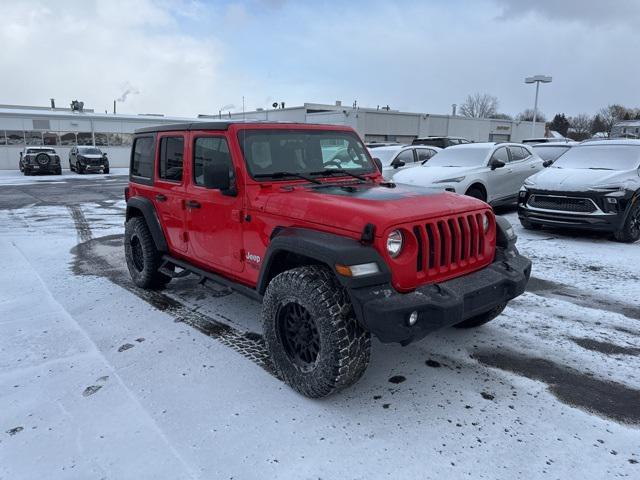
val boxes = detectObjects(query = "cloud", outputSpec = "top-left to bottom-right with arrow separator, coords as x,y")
1,0 -> 638,118
494,0 -> 640,26
0,0 -> 229,116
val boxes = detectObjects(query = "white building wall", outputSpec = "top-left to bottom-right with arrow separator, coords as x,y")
0,108 -> 196,170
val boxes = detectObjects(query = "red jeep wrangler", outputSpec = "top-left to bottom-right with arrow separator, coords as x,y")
124,122 -> 531,397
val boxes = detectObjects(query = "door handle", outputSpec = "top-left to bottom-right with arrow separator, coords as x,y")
155,194 -> 167,202
186,200 -> 201,209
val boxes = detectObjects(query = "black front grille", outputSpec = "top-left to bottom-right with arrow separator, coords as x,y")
528,195 -> 596,213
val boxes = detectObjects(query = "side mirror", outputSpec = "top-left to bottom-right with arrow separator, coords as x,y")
204,161 -> 235,195
372,157 -> 383,173
391,159 -> 405,169
19,152 -> 23,158
490,158 -> 506,170
543,159 -> 553,168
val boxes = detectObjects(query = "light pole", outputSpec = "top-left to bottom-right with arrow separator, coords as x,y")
525,75 -> 552,137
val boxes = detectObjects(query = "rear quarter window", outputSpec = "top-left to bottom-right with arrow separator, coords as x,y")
130,136 -> 155,182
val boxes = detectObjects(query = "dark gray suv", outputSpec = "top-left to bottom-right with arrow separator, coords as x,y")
69,146 -> 110,174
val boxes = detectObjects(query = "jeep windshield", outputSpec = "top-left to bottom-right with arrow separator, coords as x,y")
551,145 -> 640,170
238,130 -> 376,180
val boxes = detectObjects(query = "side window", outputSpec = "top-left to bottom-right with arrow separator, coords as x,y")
193,137 -> 231,187
491,147 -> 509,164
395,149 -> 415,164
131,137 -> 154,179
416,148 -> 434,162
508,146 -> 528,161
158,136 -> 184,182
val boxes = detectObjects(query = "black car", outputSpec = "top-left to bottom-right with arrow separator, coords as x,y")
19,147 -> 62,175
518,139 -> 640,242
411,136 -> 472,148
69,146 -> 110,174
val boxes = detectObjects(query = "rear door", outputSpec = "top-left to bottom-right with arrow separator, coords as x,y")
154,133 -> 188,253
507,145 -> 537,193
416,147 -> 438,165
185,133 -> 244,273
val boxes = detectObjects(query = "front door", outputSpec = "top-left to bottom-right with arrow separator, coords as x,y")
185,133 -> 244,273
154,133 -> 188,253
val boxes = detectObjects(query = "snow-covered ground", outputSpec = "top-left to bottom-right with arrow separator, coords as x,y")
0,176 -> 639,479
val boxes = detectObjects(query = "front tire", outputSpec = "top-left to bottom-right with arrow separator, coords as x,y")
124,217 -> 171,289
262,266 -> 371,398
76,161 -> 84,174
454,303 -> 506,328
103,167 -> 110,174
465,186 -> 486,202
614,202 -> 640,243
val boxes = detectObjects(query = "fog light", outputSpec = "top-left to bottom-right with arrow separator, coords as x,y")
606,197 -> 617,204
408,311 -> 418,326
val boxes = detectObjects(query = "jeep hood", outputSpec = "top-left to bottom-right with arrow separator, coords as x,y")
526,167 -> 639,191
260,182 -> 488,235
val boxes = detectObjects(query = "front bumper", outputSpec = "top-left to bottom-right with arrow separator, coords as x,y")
517,188 -> 631,232
349,248 -> 531,345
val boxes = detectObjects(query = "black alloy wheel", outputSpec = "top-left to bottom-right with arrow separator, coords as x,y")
129,234 -> 145,272
277,302 -> 321,370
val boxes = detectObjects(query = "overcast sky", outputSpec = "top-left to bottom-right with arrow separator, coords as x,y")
1,0 -> 638,118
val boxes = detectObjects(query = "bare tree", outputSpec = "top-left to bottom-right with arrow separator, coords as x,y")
459,93 -> 499,118
568,114 -> 592,141
598,104 -> 628,134
517,109 -> 547,123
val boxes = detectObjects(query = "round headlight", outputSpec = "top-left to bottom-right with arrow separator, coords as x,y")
386,230 -> 403,258
483,213 -> 490,233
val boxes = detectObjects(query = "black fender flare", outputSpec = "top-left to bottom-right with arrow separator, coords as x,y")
125,197 -> 168,252
256,227 -> 391,295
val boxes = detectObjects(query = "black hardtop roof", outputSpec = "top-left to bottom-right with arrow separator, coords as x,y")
135,120 -> 327,134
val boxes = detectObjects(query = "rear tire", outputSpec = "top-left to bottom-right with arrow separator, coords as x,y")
520,218 -> 543,230
262,265 -> 371,398
124,217 -> 171,289
454,303 -> 506,329
465,186 -> 486,202
613,202 -> 640,243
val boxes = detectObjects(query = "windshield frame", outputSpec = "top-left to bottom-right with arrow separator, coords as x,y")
551,144 -> 640,171
237,129 -> 377,181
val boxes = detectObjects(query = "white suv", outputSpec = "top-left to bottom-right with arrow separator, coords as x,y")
368,145 -> 441,180
392,142 -> 544,206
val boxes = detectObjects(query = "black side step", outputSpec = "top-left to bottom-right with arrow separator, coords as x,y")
161,255 -> 263,302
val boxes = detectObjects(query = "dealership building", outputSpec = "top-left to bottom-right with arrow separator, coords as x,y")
0,104 -> 195,170
225,101 -> 544,145
0,101 -> 544,170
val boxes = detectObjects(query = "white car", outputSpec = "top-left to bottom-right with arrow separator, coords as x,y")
368,145 -> 441,180
392,142 -> 545,205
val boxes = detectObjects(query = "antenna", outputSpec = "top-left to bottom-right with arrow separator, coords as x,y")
242,96 -> 245,121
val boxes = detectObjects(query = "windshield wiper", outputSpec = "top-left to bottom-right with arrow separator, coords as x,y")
309,168 -> 369,182
254,171 -> 321,184
587,167 -> 614,170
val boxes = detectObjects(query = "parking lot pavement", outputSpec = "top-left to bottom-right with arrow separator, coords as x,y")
1,177 -> 639,479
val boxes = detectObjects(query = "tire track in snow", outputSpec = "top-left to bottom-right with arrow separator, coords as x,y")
67,217 -> 276,378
